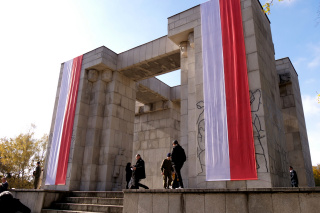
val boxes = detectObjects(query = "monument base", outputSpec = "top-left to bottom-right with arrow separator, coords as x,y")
123,188 -> 320,213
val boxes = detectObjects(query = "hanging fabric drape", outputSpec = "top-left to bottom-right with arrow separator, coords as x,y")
45,55 -> 83,185
201,0 -> 257,181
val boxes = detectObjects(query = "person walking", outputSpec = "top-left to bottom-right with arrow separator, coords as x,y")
0,177 -> 9,192
171,140 -> 186,189
160,153 -> 174,189
132,154 -> 149,189
289,166 -> 299,187
33,162 -> 41,189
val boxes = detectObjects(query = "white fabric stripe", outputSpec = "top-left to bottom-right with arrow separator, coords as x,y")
45,59 -> 73,185
201,0 -> 230,181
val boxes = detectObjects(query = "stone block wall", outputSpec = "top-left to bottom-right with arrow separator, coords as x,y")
10,189 -> 69,213
277,58 -> 314,187
123,188 -> 320,213
133,101 -> 180,189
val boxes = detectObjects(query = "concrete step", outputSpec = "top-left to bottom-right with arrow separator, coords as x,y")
70,191 -> 124,198
65,197 -> 123,205
52,203 -> 123,213
42,210 -> 104,213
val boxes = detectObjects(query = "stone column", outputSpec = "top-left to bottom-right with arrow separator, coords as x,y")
80,69 -> 111,191
277,58 -> 315,187
96,72 -> 136,190
179,40 -> 190,188
186,33 -> 198,188
193,26 -> 210,188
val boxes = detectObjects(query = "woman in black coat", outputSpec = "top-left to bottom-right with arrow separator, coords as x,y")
125,162 -> 132,189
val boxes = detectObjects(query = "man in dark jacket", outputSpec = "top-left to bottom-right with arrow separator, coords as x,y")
132,154 -> 149,189
290,166 -> 299,187
0,177 -> 9,192
171,140 -> 186,189
33,162 -> 41,189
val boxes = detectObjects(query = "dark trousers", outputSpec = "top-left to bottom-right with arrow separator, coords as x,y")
126,179 -> 130,189
172,165 -> 184,188
34,177 -> 40,189
133,178 -> 149,189
163,173 -> 173,189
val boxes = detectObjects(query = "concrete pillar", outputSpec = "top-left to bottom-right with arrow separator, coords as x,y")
179,40 -> 190,188
80,69 -> 107,191
277,58 -> 315,187
96,72 -> 136,190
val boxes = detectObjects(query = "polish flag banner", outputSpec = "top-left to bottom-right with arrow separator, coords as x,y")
201,0 -> 257,181
45,55 -> 83,185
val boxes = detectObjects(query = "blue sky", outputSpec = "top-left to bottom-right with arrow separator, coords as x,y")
0,0 -> 319,164
266,0 -> 320,166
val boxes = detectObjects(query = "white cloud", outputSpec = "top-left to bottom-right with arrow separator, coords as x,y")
260,0 -> 298,7
308,56 -> 320,68
307,46 -> 320,69
304,79 -> 316,84
302,95 -> 320,164
281,0 -> 298,6
292,57 -> 306,66
307,122 -> 320,165
302,95 -> 320,117
293,44 -> 320,70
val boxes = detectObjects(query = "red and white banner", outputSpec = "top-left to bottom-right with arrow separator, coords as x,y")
201,0 -> 257,181
45,55 -> 83,185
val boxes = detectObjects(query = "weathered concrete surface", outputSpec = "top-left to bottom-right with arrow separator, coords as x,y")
133,100 -> 180,189
9,189 -> 69,213
137,77 -> 171,104
136,78 -> 181,105
117,36 -> 180,81
123,188 -> 320,213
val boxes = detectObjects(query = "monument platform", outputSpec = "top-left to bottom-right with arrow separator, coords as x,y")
123,188 -> 320,213
9,188 -> 320,213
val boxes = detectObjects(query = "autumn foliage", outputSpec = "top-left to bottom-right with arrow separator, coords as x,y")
0,125 -> 48,189
313,164 -> 320,186
262,0 -> 284,14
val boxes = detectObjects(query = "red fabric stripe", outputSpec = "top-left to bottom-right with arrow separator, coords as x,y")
55,55 -> 83,185
219,0 -> 257,180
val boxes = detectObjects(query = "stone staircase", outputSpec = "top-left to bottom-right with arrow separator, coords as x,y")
42,191 -> 124,213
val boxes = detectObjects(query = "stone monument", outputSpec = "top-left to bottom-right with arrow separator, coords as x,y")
43,0 -> 314,191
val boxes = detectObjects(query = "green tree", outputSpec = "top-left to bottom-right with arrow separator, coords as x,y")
313,164 -> 320,186
0,125 -> 48,189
